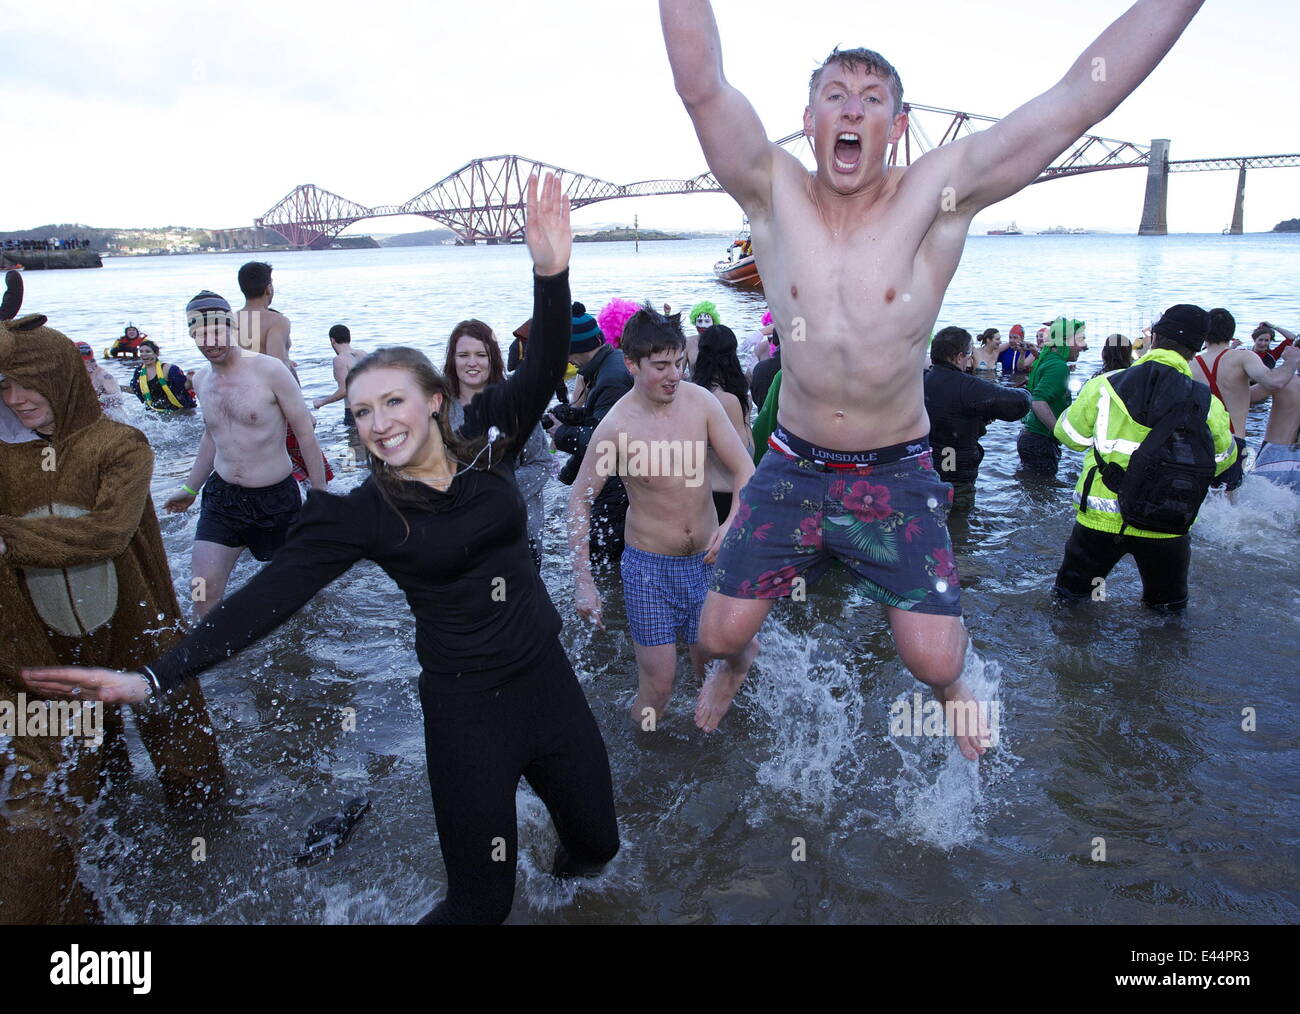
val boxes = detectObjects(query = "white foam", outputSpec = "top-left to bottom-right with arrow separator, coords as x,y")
884,647 -> 1012,852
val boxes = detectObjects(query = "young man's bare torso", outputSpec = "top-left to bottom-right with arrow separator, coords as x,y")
600,380 -> 723,555
192,354 -> 298,489
570,336 -> 754,732
752,159 -> 967,451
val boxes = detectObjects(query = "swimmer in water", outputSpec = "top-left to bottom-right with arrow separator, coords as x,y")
128,340 -> 197,413
971,328 -> 1003,372
75,341 -> 126,417
314,324 -> 368,461
662,0 -> 1209,759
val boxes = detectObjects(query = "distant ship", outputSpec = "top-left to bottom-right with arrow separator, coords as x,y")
986,222 -> 1023,236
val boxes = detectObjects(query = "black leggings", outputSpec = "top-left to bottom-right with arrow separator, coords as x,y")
417,638 -> 619,924
1053,521 -> 1191,611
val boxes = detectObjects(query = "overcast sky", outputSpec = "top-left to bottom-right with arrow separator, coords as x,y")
4,0 -> 1297,235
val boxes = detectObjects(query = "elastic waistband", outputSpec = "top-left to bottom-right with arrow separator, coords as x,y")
623,544 -> 708,564
769,424 -> 931,469
211,472 -> 297,494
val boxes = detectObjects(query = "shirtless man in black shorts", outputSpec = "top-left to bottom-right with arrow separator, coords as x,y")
164,291 -> 327,618
662,0 -> 1207,759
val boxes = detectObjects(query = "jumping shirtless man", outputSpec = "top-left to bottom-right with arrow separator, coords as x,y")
1191,311 -> 1299,498
569,305 -> 754,732
662,0 -> 1207,760
164,291 -> 327,618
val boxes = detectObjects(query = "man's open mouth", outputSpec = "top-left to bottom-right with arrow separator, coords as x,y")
833,132 -> 862,173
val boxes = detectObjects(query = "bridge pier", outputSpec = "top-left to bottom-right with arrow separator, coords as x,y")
1229,165 -> 1246,235
1139,138 -> 1170,235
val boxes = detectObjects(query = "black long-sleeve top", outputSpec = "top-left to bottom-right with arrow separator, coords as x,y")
923,361 -> 1031,484
149,270 -> 572,695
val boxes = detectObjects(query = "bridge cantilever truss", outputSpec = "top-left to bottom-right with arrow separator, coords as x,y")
251,102 -> 1292,248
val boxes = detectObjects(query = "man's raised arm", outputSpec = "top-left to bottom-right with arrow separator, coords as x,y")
660,0 -> 779,213
946,0 -> 1204,214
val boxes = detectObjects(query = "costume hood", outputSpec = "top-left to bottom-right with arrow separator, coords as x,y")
0,312 -> 103,444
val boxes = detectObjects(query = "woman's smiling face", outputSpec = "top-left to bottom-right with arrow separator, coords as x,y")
347,366 -> 443,469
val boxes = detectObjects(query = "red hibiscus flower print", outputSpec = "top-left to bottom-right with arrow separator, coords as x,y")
798,514 -> 823,549
754,565 -> 799,598
843,480 -> 892,523
930,547 -> 958,582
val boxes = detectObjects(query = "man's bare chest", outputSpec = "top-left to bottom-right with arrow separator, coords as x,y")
202,376 -> 278,430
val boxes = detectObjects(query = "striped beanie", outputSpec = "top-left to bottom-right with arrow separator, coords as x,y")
186,290 -> 232,321
570,302 -> 604,354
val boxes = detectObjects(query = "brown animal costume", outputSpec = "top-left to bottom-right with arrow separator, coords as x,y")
0,272 -> 226,924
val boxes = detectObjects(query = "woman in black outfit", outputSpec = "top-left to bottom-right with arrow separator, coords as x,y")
23,175 -> 619,925
693,324 -> 753,522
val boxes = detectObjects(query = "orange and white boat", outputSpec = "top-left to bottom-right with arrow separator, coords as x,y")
713,230 -> 762,289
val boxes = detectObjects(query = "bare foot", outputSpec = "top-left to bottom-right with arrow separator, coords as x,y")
695,637 -> 758,732
936,678 -> 990,761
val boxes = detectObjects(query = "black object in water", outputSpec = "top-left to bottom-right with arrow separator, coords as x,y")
292,795 -> 371,867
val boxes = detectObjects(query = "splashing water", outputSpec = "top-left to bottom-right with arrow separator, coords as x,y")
748,617 -> 872,818
884,646 -> 1014,852
1194,474 -> 1300,553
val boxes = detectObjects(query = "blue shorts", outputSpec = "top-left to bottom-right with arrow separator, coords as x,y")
712,426 -> 962,616
1253,441 -> 1300,492
621,545 -> 711,647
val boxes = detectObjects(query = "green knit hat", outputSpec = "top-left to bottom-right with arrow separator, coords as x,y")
1043,317 -> 1086,345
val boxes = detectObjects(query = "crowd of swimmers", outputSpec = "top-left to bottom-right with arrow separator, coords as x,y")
4,0 -> 1298,926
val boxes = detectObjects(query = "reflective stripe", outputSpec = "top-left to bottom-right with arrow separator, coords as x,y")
1073,489 -> 1120,514
1093,385 -> 1141,456
1060,413 -> 1091,447
1214,444 -> 1234,464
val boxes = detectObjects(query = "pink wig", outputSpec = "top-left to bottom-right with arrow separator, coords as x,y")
761,310 -> 773,327
598,298 -> 640,348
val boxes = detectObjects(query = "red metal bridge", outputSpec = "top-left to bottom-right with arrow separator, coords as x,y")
250,103 -> 1300,248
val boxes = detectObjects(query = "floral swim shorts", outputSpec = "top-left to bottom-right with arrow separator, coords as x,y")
711,425 -> 962,616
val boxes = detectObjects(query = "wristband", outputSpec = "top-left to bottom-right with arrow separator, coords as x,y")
137,665 -> 165,712
181,483 -> 199,496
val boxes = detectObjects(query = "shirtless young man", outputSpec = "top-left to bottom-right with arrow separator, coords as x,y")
236,261 -> 295,378
313,324 -> 368,459
164,291 -> 327,619
237,261 -> 333,484
569,306 -> 754,732
1191,309 -> 1300,499
662,0 -> 1207,760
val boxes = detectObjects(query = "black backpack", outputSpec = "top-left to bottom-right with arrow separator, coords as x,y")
1088,377 -> 1216,536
